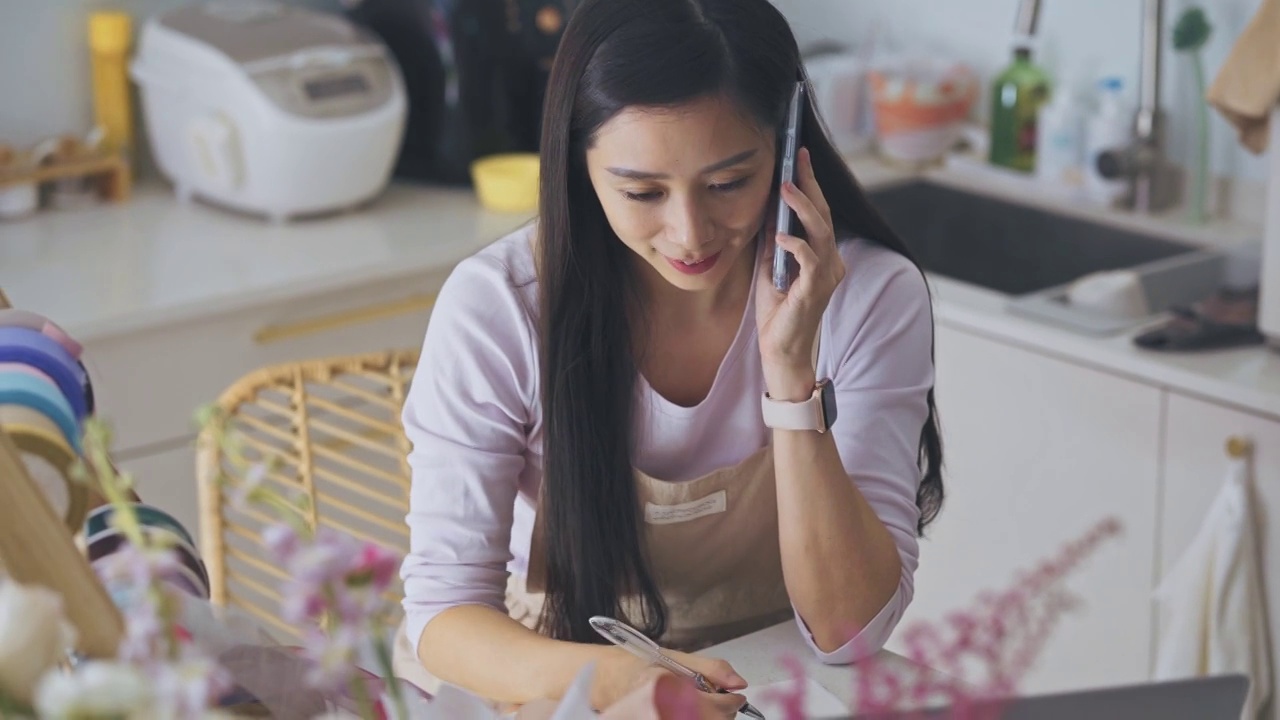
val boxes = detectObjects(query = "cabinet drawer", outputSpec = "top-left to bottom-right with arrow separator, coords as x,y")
83,270 -> 446,455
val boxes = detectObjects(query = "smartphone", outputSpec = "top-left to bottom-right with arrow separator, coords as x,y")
772,81 -> 806,292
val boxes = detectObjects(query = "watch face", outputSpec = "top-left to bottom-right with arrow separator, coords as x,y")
820,380 -> 838,428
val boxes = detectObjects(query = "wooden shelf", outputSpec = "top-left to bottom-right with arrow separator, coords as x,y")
0,152 -> 131,202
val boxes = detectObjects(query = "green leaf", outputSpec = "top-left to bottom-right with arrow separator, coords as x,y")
1173,7 -> 1212,52
0,691 -> 35,718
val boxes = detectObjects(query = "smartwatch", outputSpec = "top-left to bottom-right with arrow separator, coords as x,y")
761,379 -> 837,433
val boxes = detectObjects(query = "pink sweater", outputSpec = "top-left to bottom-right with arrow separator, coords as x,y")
400,224 -> 935,664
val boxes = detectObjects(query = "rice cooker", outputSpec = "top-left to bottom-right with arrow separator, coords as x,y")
130,0 -> 407,222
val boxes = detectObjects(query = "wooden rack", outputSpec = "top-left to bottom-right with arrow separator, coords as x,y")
0,288 -> 124,658
0,142 -> 131,203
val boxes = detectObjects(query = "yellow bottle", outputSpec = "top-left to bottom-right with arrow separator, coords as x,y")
88,11 -> 134,157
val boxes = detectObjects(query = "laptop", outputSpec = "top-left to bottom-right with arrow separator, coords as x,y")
843,674 -> 1251,720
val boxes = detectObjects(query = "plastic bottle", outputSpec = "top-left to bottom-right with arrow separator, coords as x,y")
88,11 -> 134,158
1034,78 -> 1086,191
988,39 -> 1052,173
1083,76 -> 1132,206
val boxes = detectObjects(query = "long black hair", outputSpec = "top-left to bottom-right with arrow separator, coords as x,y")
535,0 -> 944,645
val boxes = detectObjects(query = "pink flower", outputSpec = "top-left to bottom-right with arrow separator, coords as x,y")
95,544 -> 181,597
261,523 -> 300,563
760,654 -> 808,719
149,647 -> 234,719
229,462 -> 269,512
348,543 -> 399,592
834,517 -> 1125,718
293,543 -> 351,586
302,625 -> 361,694
280,585 -> 329,626
117,603 -> 164,664
330,585 -> 384,626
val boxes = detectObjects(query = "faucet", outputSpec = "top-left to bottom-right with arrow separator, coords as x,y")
1014,0 -> 1179,213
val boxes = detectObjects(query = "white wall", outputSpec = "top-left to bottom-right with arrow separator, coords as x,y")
773,0 -> 1270,185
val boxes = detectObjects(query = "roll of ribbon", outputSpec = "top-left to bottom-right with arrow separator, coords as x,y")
85,502 -> 197,549
78,359 -> 95,414
86,524 -> 211,599
93,550 -> 210,604
0,361 -> 60,387
0,372 -> 81,451
0,403 -> 88,531
0,308 -> 83,360
0,327 -> 89,421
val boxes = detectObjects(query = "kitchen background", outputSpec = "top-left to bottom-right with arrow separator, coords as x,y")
3,0 -> 1272,192
2,0 -> 1279,716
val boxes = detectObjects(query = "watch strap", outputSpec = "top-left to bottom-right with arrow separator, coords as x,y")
761,385 -> 828,431
760,322 -> 828,431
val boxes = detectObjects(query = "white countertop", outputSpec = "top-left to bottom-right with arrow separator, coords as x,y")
2,156 -> 1278,420
0,182 -> 533,343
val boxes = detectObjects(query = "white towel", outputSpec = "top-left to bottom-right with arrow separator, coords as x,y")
1153,454 -> 1273,719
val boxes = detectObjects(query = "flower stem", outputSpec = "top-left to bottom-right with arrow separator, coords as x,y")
373,635 -> 408,720
82,420 -> 146,547
349,672 -> 377,720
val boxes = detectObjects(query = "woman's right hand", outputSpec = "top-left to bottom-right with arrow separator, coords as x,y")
593,646 -> 750,718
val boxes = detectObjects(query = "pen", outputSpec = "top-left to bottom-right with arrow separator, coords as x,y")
589,615 -> 767,719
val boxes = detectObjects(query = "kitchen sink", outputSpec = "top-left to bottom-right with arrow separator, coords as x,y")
865,179 -> 1226,335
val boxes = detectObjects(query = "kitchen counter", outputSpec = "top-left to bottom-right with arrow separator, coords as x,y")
0,182 -> 532,344
2,154 -> 1278,420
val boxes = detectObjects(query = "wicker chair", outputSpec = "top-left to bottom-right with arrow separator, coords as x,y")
195,349 -> 420,642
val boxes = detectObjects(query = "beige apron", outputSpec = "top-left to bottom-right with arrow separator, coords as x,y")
392,444 -> 792,696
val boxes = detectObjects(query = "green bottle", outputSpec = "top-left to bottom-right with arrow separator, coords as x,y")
988,43 -> 1051,172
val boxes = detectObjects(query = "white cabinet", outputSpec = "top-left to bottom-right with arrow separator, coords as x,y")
1158,392 -> 1280,718
84,270 -> 444,539
885,325 -> 1163,696
84,271 -> 443,456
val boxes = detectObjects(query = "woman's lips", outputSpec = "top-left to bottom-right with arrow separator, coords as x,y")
665,252 -> 721,275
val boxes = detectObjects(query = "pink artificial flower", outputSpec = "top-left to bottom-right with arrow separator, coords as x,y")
348,543 -> 399,592
95,544 -> 181,598
117,604 -> 164,664
302,625 -> 361,694
280,583 -> 329,627
329,585 -> 383,626
149,647 -> 234,720
229,462 -> 269,512
760,654 -> 808,720
262,523 -> 300,563
291,540 -> 352,587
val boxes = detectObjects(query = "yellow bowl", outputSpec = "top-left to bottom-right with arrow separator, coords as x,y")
470,153 -> 540,213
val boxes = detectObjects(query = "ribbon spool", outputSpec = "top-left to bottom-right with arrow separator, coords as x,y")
0,371 -> 82,452
0,404 -> 88,532
0,309 -> 84,361
85,502 -> 212,602
0,327 -> 89,423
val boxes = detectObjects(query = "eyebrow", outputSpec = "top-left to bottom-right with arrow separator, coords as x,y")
605,149 -> 758,180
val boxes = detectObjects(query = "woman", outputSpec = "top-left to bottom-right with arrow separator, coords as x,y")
394,0 -> 944,715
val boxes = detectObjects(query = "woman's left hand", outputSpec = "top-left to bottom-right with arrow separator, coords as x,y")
756,146 -> 846,401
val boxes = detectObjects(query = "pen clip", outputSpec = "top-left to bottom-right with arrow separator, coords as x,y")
588,616 -> 702,683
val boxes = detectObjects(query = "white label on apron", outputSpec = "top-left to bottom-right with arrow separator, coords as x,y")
644,490 -> 727,525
